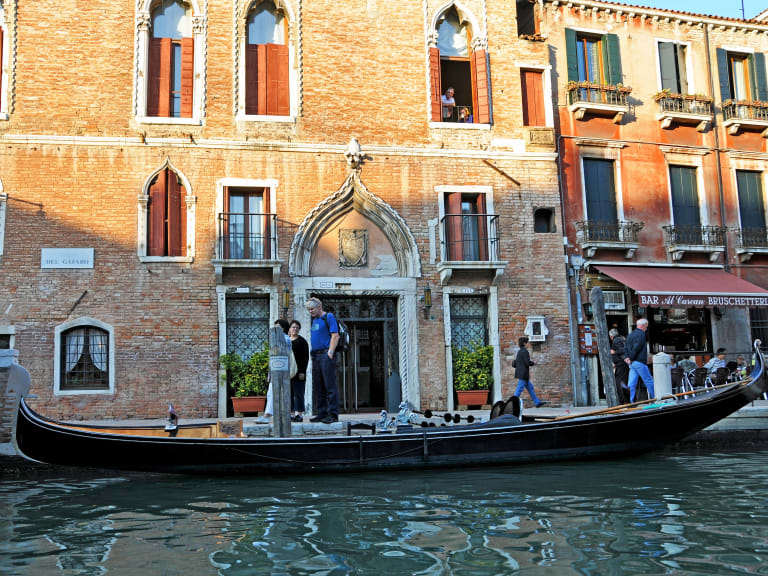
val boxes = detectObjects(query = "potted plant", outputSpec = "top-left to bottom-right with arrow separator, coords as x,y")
452,342 -> 494,407
221,344 -> 270,414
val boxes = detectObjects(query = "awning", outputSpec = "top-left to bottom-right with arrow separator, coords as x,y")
595,266 -> 768,308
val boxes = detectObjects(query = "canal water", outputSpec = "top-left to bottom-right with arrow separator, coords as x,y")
1,449 -> 767,575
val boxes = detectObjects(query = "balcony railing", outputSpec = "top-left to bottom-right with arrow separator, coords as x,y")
217,212 -> 278,261
567,83 -> 630,123
734,226 -> 768,262
574,220 -> 643,258
656,95 -> 713,116
722,101 -> 768,136
441,214 -> 500,261
663,225 -> 725,262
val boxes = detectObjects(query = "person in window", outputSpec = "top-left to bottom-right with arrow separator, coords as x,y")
514,336 -> 546,408
458,107 -> 471,123
441,87 -> 456,121
704,348 -> 727,373
289,319 -> 309,423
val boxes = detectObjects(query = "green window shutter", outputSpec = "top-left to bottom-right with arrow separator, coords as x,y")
753,52 -> 768,101
565,28 -> 578,82
658,42 -> 679,92
602,33 -> 622,85
737,170 -> 766,230
716,48 -> 731,101
748,53 -> 758,101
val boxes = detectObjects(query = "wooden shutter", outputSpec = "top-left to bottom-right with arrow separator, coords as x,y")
0,29 -> 4,100
148,38 -> 172,117
180,37 -> 194,118
472,49 -> 490,124
716,48 -> 731,101
261,190 -> 271,259
521,69 -> 545,126
266,43 -> 289,116
670,165 -> 701,229
658,42 -> 679,92
475,195 -> 488,261
257,45 -> 268,115
445,193 -> 463,261
583,159 -> 618,224
737,171 -> 766,230
245,44 -> 259,114
167,172 -> 185,257
565,28 -> 579,82
429,47 -> 442,122
222,186 -> 231,258
148,170 -> 168,256
752,53 -> 768,102
602,34 -> 622,85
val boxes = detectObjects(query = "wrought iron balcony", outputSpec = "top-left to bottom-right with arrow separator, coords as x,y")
212,212 -> 280,283
437,213 -> 507,285
567,83 -> 630,123
722,101 -> 768,136
662,224 -> 725,262
734,226 -> 768,262
574,220 -> 644,259
655,95 -> 713,131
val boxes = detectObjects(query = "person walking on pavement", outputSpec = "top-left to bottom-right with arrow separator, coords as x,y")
625,318 -> 655,402
610,328 -> 630,404
306,297 -> 340,424
514,336 -> 546,407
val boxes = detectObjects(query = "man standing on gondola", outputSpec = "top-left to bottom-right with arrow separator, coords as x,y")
625,318 -> 655,403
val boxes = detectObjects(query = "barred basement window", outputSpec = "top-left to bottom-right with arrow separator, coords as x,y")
60,326 -> 110,391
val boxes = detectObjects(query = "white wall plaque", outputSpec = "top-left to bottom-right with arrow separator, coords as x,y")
41,248 -> 94,269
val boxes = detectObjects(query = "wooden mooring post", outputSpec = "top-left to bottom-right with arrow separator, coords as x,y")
269,326 -> 292,437
590,287 -> 619,408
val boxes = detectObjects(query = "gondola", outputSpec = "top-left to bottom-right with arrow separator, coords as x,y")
12,341 -> 767,475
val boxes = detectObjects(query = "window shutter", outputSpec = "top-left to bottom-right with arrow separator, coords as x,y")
180,37 -> 194,118
266,43 -> 289,116
167,172 -> 185,257
0,29 -> 4,99
472,49 -> 490,124
445,193 -> 463,261
262,189 -> 271,259
521,69 -> 545,126
245,44 -> 259,115
148,170 -> 168,256
753,53 -> 768,101
429,47 -> 442,122
257,45 -> 268,115
658,42 -> 678,92
716,48 -> 731,101
565,28 -> 579,82
148,38 -> 172,117
602,34 -> 622,85
475,195 -> 488,261
223,186 -> 231,259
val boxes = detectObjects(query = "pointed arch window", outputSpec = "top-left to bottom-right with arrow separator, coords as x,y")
244,1 -> 289,116
429,7 -> 490,124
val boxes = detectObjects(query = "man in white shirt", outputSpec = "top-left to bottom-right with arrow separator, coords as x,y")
441,87 -> 456,121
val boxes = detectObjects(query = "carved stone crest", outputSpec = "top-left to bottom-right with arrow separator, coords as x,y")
339,229 -> 368,268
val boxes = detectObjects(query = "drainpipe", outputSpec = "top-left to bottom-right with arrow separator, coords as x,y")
704,23 -> 730,272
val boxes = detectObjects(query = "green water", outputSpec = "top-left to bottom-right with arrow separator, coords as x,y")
1,450 -> 767,575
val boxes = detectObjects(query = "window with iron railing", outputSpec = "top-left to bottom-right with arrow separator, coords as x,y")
736,226 -> 768,249
218,212 -> 277,260
60,326 -> 109,391
575,220 -> 642,243
441,213 -> 499,261
663,225 -> 725,246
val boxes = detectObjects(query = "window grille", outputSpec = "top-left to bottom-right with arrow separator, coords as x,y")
450,296 -> 488,349
226,297 -> 269,358
60,327 -> 109,390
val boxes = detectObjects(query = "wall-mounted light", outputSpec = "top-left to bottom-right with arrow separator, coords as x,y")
423,285 -> 432,319
582,301 -> 593,319
282,285 -> 290,319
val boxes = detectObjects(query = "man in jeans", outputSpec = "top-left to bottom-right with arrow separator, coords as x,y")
625,318 -> 655,402
306,297 -> 340,424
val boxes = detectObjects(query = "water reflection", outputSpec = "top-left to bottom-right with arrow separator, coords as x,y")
1,450 -> 768,575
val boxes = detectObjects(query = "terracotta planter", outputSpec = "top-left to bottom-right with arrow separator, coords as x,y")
231,396 -> 267,415
456,390 -> 489,407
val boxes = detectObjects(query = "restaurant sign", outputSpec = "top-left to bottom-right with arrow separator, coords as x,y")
639,293 -> 768,308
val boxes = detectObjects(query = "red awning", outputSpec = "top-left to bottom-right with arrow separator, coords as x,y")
595,266 -> 768,308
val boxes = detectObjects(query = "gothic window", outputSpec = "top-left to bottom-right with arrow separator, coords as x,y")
244,1 -> 289,116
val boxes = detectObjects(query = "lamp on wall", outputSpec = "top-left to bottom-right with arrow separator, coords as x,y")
582,301 -> 593,320
282,285 -> 290,319
423,285 -> 432,319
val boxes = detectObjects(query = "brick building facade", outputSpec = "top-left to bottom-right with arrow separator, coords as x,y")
0,0 -> 571,419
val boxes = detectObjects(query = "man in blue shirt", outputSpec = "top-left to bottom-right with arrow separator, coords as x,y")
306,297 -> 340,424
625,318 -> 655,403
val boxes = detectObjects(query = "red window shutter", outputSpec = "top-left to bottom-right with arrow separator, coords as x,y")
148,170 -> 168,256
261,189 -> 271,259
167,172 -> 186,257
475,195 -> 488,261
472,49 -> 490,124
245,44 -> 259,115
147,38 -> 171,117
180,37 -> 194,118
429,47 -> 442,122
266,43 -> 290,116
0,29 -> 4,99
521,69 -> 545,126
257,45 -> 268,115
445,193 -> 463,261
222,186 -> 231,259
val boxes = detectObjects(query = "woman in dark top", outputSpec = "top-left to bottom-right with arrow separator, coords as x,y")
514,336 -> 545,407
289,320 -> 310,422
